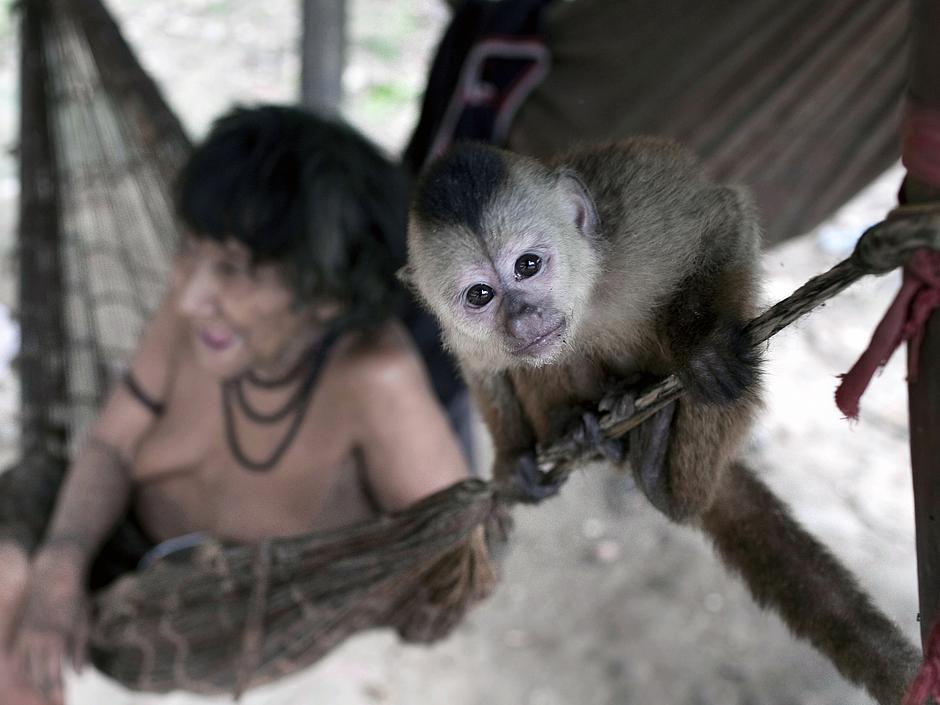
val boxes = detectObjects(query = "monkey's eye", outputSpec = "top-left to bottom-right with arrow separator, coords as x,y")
514,254 -> 542,280
465,283 -> 495,308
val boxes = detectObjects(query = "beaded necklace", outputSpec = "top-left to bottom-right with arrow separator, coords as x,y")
221,327 -> 341,472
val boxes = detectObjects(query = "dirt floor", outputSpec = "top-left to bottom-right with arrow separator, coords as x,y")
0,1 -> 922,703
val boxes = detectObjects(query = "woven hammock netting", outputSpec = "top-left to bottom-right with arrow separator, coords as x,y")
4,0 -> 913,695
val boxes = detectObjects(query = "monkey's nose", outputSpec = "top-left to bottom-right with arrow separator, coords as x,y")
506,308 -> 543,340
504,294 -> 536,317
511,302 -> 537,317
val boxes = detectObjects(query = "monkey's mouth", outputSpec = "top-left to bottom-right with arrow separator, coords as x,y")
512,321 -> 567,359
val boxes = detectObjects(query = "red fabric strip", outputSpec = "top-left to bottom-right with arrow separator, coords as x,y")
835,249 -> 940,419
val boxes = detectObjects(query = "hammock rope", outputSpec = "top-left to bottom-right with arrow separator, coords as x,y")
87,480 -> 504,693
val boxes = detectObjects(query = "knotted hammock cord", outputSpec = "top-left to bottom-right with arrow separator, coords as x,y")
233,540 -> 272,699
836,207 -> 940,419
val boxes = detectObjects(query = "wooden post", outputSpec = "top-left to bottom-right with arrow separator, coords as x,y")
300,0 -> 345,114
911,315 -> 940,648
904,0 -> 940,650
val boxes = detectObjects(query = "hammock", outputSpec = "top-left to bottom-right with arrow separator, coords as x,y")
6,0 -> 927,696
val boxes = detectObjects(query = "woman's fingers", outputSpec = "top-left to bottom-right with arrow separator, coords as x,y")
69,605 -> 89,673
0,544 -> 30,646
37,636 -> 64,705
0,651 -> 49,705
17,627 -> 66,705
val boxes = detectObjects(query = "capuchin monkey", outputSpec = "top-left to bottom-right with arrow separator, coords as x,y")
403,138 -> 919,705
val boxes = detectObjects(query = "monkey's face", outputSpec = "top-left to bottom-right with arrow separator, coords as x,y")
407,147 -> 601,371
452,233 -> 569,366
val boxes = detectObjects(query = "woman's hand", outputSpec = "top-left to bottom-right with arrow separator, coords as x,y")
13,546 -> 89,705
0,542 -> 48,704
0,653 -> 51,705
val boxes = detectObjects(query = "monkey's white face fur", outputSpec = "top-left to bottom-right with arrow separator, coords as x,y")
407,152 -> 601,373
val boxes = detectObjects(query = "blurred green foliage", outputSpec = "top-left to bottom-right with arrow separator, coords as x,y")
360,35 -> 398,61
0,0 -> 14,40
365,82 -> 411,113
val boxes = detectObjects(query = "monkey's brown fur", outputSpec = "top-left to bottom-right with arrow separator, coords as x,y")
406,137 -> 919,703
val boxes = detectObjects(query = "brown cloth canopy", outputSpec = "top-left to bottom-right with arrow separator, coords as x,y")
508,0 -> 908,246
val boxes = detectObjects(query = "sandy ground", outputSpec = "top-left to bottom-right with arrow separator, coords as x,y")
0,1 -> 922,703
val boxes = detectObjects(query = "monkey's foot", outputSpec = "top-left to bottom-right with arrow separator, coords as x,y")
509,453 -> 566,504
629,400 -> 677,516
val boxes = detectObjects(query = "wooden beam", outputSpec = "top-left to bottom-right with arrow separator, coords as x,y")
911,314 -> 940,648
300,0 -> 346,113
904,0 -> 940,650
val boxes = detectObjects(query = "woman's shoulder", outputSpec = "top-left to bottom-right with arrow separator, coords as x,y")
331,319 -> 469,506
332,320 -> 433,401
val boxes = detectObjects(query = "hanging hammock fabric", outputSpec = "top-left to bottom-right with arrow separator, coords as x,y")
406,0 -> 908,247
90,483 -> 501,695
6,0 -> 932,697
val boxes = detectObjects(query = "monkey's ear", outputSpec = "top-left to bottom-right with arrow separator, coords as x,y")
396,264 -> 416,291
555,168 -> 600,238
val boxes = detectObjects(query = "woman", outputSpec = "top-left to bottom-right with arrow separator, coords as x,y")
0,105 -> 469,705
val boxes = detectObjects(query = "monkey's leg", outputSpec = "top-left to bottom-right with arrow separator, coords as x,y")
627,401 -> 677,514
700,461 -> 919,705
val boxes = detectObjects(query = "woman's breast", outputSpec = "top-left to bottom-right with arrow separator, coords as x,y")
131,374 -> 219,483
131,374 -> 377,543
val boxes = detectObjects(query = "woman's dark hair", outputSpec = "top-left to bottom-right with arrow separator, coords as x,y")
175,104 -> 410,326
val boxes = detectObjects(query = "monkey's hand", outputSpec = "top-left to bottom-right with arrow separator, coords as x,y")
567,410 -> 628,465
501,452 -> 566,505
678,322 -> 760,406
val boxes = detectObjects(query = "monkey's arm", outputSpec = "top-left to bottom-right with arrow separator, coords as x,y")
641,186 -> 763,520
657,186 -> 762,405
464,369 -> 559,502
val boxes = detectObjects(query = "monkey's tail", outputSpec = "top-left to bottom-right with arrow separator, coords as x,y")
699,460 -> 920,705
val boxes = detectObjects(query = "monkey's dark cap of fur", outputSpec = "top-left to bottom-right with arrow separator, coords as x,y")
413,143 -> 508,234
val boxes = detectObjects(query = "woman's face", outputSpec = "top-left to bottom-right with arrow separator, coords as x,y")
174,235 -> 331,379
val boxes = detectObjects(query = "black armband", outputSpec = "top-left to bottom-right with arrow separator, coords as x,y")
123,370 -> 166,416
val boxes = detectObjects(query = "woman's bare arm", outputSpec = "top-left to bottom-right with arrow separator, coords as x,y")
14,282 -> 182,704
37,280 -> 182,572
353,326 -> 469,511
